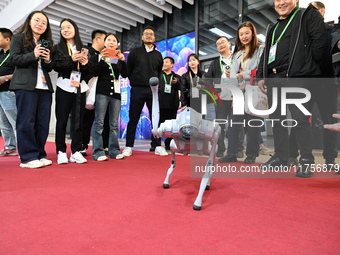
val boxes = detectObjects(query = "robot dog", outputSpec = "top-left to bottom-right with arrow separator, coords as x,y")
150,77 -> 221,210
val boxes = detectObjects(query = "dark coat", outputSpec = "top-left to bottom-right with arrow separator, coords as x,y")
9,34 -> 53,92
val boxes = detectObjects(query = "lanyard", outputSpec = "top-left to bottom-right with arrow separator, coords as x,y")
240,51 -> 248,71
189,72 -> 199,86
0,53 -> 10,67
163,73 -> 173,84
67,43 -> 80,70
271,8 -> 300,45
107,62 -> 116,79
219,56 -> 232,74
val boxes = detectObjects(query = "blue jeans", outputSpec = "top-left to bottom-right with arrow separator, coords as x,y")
0,91 -> 17,150
92,94 -> 121,159
15,89 -> 52,163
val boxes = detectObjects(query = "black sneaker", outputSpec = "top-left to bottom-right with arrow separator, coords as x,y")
244,156 -> 256,164
259,155 -> 288,170
296,159 -> 313,178
149,147 -> 155,152
219,155 -> 237,163
325,158 -> 339,171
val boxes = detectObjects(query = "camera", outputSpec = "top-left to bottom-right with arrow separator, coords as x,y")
41,39 -> 50,49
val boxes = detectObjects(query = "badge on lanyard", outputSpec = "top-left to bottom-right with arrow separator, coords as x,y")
114,79 -> 120,94
70,71 -> 81,87
192,86 -> 199,98
268,43 -> 277,64
164,84 -> 171,94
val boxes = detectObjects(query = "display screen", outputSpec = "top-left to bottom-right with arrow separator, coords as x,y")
118,32 -> 196,140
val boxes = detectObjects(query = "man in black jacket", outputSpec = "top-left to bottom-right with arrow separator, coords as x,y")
257,0 -> 327,177
288,1 -> 338,170
204,36 -> 233,157
122,26 -> 164,157
156,56 -> 181,150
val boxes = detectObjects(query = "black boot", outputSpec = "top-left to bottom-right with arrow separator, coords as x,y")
219,155 -> 237,163
296,158 -> 313,178
325,158 -> 339,171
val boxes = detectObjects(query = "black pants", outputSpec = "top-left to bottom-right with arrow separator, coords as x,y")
289,80 -> 338,160
215,100 -> 232,153
125,86 -> 157,147
55,87 -> 85,154
267,77 -> 317,163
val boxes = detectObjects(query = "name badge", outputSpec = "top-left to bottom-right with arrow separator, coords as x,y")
164,84 -> 171,94
114,79 -> 120,94
192,86 -> 199,98
70,71 -> 81,87
268,43 -> 277,64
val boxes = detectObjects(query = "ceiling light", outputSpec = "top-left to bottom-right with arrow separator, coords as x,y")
209,27 -> 233,39
49,19 -> 60,26
199,50 -> 207,56
156,0 -> 166,5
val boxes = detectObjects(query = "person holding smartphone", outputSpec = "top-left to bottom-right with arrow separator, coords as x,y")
52,18 -> 92,164
9,11 -> 54,168
91,33 -> 127,161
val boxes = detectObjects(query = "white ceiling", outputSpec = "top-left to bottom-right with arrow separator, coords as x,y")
0,0 -> 194,45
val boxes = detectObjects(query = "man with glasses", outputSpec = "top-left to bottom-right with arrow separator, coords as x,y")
204,36 -> 233,158
122,26 -> 164,157
257,0 -> 327,177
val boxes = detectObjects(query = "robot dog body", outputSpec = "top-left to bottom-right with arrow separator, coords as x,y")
150,77 -> 220,210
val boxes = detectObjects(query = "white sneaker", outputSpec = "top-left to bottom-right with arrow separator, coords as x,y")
40,158 -> 52,166
70,151 -> 87,163
57,151 -> 68,164
20,159 -> 44,169
155,146 -> 168,156
122,147 -> 132,157
97,155 -> 108,161
116,153 -> 124,160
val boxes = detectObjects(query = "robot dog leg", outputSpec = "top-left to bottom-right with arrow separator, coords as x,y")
163,139 -> 177,189
193,129 -> 219,210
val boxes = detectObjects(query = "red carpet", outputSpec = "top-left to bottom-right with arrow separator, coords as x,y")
0,138 -> 339,254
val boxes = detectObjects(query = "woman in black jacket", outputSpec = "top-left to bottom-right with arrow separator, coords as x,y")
91,33 -> 127,161
10,11 -> 54,169
180,53 -> 204,109
52,18 -> 92,165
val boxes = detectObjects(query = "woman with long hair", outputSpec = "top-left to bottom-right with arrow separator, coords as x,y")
219,21 -> 264,164
10,11 -> 54,168
180,53 -> 204,109
91,33 -> 127,161
52,18 -> 92,164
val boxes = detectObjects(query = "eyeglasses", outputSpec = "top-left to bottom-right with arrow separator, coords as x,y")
216,39 -> 228,46
143,32 -> 155,36
32,18 -> 47,27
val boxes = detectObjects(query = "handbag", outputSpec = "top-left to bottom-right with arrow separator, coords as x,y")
85,76 -> 98,110
244,69 -> 269,118
85,54 -> 101,110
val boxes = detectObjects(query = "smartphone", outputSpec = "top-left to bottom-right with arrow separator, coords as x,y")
105,48 -> 119,59
81,48 -> 89,56
41,39 -> 50,49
